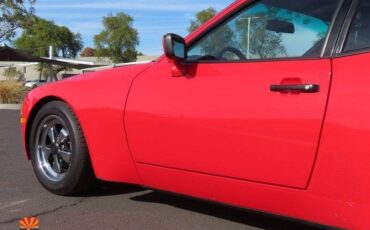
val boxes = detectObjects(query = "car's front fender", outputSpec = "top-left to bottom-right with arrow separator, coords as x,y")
21,63 -> 153,184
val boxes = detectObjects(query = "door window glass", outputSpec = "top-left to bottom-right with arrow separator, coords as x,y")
188,0 -> 341,61
343,0 -> 370,52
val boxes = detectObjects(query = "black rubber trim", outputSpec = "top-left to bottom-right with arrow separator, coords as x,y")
322,0 -> 353,57
334,0 -> 360,57
185,56 -> 328,64
336,47 -> 370,58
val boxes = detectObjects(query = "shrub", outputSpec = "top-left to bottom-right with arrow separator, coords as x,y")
0,81 -> 27,104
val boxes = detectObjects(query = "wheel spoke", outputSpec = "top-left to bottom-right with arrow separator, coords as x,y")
57,128 -> 69,144
39,146 -> 52,159
52,154 -> 62,173
37,116 -> 74,181
48,126 -> 57,144
58,150 -> 71,164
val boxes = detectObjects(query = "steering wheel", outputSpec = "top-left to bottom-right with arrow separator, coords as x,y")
216,46 -> 247,60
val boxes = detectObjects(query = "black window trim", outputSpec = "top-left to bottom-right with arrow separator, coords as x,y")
337,47 -> 370,58
323,0 -> 353,57
334,0 -> 370,57
185,0 -> 351,64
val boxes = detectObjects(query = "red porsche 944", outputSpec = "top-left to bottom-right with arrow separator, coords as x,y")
21,0 -> 370,229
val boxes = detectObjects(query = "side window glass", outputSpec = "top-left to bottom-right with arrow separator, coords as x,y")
188,0 -> 340,61
343,0 -> 370,52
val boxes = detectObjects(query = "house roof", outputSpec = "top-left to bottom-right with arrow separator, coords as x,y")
0,46 -> 103,69
0,46 -> 41,62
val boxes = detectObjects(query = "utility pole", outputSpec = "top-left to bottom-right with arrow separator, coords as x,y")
48,46 -> 54,82
246,16 -> 260,59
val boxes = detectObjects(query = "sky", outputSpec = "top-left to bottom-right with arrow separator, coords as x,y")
33,0 -> 234,55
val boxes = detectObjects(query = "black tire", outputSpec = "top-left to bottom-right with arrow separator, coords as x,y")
29,101 -> 96,195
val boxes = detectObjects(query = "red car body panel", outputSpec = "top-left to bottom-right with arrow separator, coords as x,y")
22,63 -> 153,184
20,0 -> 370,229
125,59 -> 331,189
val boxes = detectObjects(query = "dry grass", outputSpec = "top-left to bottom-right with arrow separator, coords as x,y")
0,81 -> 27,104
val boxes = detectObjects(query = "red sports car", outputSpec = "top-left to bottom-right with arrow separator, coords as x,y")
21,0 -> 370,229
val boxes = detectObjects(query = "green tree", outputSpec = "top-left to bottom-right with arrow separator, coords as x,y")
57,26 -> 83,58
13,17 -> 83,58
235,11 -> 287,59
188,8 -> 216,33
196,25 -> 234,57
0,0 -> 36,42
187,8 -> 233,57
94,13 -> 139,63
13,17 -> 83,81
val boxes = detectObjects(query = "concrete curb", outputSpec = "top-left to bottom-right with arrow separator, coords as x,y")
0,104 -> 21,110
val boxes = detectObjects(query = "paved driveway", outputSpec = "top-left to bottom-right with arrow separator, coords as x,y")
0,110 -> 324,230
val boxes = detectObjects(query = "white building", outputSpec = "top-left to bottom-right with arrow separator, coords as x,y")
0,56 -> 158,81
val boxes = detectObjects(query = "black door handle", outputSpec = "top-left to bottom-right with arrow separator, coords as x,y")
270,84 -> 320,93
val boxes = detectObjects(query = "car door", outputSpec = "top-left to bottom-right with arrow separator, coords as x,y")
326,0 -> 370,188
125,0 -> 342,189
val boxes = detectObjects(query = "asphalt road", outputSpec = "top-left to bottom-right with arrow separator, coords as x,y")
0,110 -> 325,230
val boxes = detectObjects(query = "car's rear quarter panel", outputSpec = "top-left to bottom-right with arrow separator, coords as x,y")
309,54 -> 370,229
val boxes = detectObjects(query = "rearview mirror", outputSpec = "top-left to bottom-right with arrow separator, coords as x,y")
266,19 -> 295,34
163,33 -> 187,61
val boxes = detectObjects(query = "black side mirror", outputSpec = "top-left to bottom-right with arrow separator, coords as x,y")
266,19 -> 295,34
163,33 -> 187,61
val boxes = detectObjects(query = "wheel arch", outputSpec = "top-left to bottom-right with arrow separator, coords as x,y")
25,96 -> 72,159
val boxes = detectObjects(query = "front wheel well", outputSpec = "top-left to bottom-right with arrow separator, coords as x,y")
25,96 -> 66,159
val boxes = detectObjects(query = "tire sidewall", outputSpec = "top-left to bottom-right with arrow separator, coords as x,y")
30,101 -> 86,195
